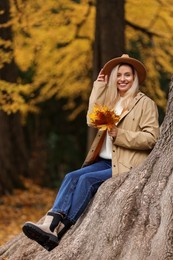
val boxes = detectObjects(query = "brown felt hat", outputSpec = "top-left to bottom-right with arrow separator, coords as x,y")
102,54 -> 147,84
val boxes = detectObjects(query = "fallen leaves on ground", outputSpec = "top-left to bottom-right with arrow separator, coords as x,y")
0,178 -> 57,246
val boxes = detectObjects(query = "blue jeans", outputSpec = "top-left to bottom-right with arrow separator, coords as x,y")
51,159 -> 112,223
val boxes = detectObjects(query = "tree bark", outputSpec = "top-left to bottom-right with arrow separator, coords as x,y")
0,78 -> 172,259
87,0 -> 125,150
0,0 -> 28,194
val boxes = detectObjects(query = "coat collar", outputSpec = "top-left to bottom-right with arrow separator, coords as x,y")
117,92 -> 145,124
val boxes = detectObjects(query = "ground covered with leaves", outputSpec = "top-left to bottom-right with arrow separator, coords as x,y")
0,178 -> 57,246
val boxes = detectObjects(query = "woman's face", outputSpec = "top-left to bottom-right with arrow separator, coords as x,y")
117,64 -> 134,96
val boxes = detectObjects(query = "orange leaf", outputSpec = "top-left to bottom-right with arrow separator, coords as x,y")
88,104 -> 120,131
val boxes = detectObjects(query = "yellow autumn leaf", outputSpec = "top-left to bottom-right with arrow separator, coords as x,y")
88,104 -> 120,131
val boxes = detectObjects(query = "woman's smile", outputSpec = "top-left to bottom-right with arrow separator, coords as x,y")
117,65 -> 134,95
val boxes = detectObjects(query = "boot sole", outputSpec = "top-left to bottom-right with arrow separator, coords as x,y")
22,223 -> 59,251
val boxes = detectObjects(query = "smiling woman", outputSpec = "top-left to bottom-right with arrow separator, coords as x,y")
22,54 -> 159,251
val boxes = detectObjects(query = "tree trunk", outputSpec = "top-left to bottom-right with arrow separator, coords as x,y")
87,0 -> 125,150
93,0 -> 125,78
0,0 -> 28,194
0,80 -> 172,259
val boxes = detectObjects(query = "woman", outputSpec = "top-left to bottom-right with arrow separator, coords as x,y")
22,54 -> 159,251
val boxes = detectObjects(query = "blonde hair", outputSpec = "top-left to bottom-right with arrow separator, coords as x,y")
104,64 -> 139,110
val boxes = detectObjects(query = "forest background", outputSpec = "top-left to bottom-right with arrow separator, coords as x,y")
0,0 -> 173,246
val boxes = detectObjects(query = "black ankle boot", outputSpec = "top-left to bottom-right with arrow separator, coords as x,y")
58,217 -> 73,240
22,211 -> 63,251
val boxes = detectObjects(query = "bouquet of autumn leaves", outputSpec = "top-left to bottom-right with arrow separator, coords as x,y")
88,104 -> 120,131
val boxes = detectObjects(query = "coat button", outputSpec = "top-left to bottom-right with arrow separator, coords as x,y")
113,165 -> 116,167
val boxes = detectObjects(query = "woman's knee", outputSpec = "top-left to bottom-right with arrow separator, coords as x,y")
64,169 -> 82,181
78,174 -> 92,185
77,174 -> 100,195
64,172 -> 75,182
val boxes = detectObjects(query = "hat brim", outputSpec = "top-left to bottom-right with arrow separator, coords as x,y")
102,57 -> 146,84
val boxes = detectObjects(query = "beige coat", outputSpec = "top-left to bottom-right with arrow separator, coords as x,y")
83,81 -> 160,176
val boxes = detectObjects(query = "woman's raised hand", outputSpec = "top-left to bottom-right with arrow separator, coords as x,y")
96,69 -> 108,83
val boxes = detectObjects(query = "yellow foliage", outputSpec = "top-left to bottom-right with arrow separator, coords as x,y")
125,0 -> 173,110
1,0 -> 173,117
0,80 -> 39,117
0,0 -> 95,117
126,0 -> 161,28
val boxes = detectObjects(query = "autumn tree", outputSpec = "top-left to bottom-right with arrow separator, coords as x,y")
0,0 -> 28,194
5,0 -> 172,115
4,0 -> 173,116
